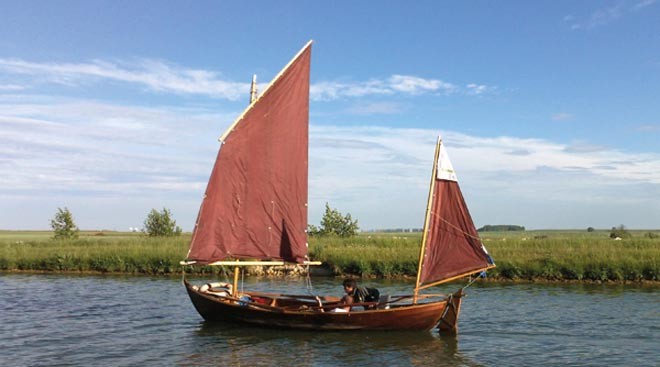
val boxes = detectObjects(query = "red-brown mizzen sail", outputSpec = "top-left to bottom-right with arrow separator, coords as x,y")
186,43 -> 311,264
418,140 -> 494,286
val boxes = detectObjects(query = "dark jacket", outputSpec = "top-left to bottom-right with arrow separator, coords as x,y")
351,286 -> 380,304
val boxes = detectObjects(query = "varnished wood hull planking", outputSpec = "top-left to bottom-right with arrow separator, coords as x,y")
184,280 -> 462,332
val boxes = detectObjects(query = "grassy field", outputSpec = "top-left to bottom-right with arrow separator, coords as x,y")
1,229 -> 658,282
0,231 -> 189,274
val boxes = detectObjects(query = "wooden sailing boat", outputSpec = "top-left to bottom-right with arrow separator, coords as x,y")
182,41 -> 495,332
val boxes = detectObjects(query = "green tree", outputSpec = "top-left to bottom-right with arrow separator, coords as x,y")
587,227 -> 595,232
610,224 -> 631,239
50,207 -> 79,239
307,224 -> 321,236
143,208 -> 182,237
312,203 -> 359,237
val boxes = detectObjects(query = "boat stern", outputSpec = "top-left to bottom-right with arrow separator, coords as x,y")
437,289 -> 463,335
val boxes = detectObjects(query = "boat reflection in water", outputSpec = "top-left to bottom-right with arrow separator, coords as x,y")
187,322 -> 479,367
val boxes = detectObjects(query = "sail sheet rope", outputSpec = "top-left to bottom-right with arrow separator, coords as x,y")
437,216 -> 483,242
304,265 -> 325,308
305,265 -> 316,294
462,271 -> 486,291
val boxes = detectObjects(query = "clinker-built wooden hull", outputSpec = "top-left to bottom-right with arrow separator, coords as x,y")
184,280 -> 462,332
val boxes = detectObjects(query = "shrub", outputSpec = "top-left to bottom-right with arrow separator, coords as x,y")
311,203 -> 359,237
50,207 -> 79,240
610,225 -> 632,239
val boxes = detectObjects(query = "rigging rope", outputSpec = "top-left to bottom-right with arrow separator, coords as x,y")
304,264 -> 324,308
438,216 -> 482,242
305,264 -> 316,294
462,271 -> 486,291
437,215 -> 495,266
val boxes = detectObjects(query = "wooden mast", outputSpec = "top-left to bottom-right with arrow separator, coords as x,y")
231,73 -> 258,296
413,137 -> 442,303
249,74 -> 258,104
219,40 -> 313,143
231,74 -> 259,296
225,70 -> 322,296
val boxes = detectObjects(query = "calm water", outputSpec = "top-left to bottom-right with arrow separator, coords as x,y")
0,274 -> 658,366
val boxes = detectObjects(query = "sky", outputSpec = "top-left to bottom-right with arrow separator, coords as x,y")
1,1 -> 659,231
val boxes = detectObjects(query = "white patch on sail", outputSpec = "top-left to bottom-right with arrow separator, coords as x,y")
436,142 -> 458,181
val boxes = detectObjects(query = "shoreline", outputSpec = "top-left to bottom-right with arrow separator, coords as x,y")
2,230 -> 658,283
3,269 -> 659,285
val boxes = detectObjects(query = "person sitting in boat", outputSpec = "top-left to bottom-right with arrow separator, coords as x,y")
338,278 -> 380,311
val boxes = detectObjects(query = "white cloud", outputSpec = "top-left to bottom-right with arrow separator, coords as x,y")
0,58 -> 250,100
564,0 -> 657,30
635,124 -> 660,132
552,112 -> 575,121
0,84 -> 26,91
466,83 -> 495,96
563,141 -> 608,153
388,75 -> 454,94
437,133 -> 660,184
1,58 -> 498,104
0,98 -> 236,202
310,75 -> 457,101
0,64 -> 658,231
307,127 -> 660,229
345,102 -> 403,115
2,97 -> 659,230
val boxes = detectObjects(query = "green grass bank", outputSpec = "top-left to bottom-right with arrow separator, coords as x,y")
1,230 -> 658,282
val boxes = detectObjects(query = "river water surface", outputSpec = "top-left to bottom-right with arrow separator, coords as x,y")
0,274 -> 657,366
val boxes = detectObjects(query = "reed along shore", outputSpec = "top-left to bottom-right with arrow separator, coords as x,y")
1,230 -> 658,282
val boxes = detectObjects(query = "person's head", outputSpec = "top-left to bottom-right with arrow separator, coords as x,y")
343,278 -> 357,294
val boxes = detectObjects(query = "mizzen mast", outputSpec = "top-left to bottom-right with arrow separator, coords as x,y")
413,137 -> 442,303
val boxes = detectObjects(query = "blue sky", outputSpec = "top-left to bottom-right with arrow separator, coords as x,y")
1,1 -> 659,231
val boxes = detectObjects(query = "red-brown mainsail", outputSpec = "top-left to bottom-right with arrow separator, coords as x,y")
186,43 -> 311,265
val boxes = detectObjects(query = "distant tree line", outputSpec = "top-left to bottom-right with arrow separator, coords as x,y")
51,203 -> 360,240
607,224 -> 659,239
49,206 -> 182,239
363,228 -> 423,233
477,225 -> 525,232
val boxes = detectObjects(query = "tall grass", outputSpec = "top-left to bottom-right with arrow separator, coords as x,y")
1,230 -> 659,281
487,237 -> 659,281
310,230 -> 660,281
309,235 -> 419,277
0,233 -> 188,274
